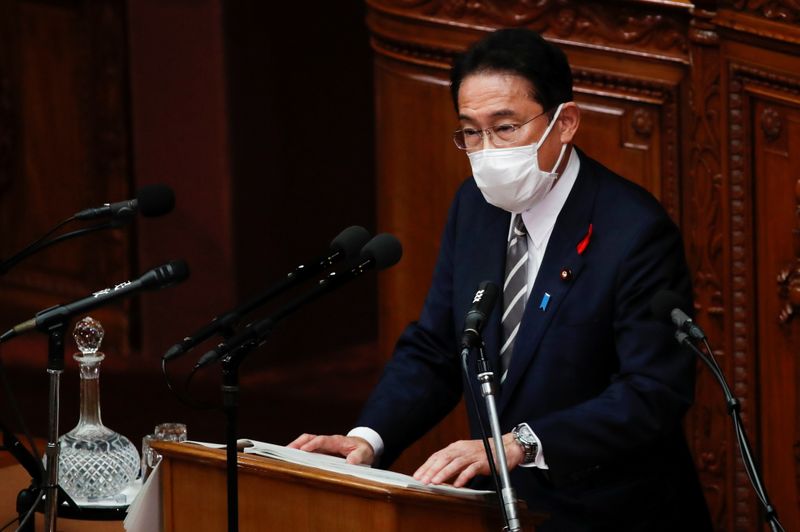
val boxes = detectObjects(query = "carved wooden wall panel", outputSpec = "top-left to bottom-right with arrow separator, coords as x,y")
0,0 -> 131,354
754,97 -> 800,532
569,67 -> 683,221
723,39 -> 800,530
572,98 -> 663,202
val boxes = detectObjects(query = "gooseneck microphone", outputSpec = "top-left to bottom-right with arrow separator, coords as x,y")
461,281 -> 499,349
649,289 -> 706,340
74,184 -> 176,220
162,225 -> 371,361
0,260 -> 189,342
195,233 -> 402,369
651,289 -> 785,532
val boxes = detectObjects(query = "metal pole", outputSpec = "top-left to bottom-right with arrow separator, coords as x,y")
43,323 -> 66,531
478,370 -> 521,532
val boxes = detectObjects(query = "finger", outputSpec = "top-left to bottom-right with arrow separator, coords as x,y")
453,462 -> 483,488
413,452 -> 444,482
299,435 -> 337,453
345,444 -> 373,465
416,452 -> 455,484
287,433 -> 315,449
430,456 -> 469,485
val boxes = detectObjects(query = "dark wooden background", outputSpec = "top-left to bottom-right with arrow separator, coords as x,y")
0,1 -> 799,530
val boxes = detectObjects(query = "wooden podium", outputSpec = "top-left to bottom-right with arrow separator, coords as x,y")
152,442 -> 541,531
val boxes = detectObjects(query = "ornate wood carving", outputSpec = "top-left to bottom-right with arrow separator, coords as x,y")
760,106 -> 783,140
685,8 -> 730,530
777,176 -> 800,324
727,60 -> 800,531
631,107 -> 654,137
727,63 -> 759,532
368,0 -> 690,62
571,69 -> 673,102
727,0 -> 800,23
573,69 -> 681,223
369,35 -> 454,71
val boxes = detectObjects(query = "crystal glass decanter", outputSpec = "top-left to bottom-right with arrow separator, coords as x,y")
57,317 -> 140,504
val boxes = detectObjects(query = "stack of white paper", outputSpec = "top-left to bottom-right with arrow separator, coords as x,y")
239,439 -> 494,500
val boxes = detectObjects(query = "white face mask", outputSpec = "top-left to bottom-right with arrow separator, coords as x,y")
468,103 -> 567,214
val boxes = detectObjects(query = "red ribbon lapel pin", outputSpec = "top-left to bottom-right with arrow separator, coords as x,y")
576,223 -> 593,255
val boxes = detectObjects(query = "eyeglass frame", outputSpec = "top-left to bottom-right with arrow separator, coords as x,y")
451,108 -> 552,151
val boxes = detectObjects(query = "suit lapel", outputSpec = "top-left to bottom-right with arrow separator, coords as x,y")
498,151 -> 599,413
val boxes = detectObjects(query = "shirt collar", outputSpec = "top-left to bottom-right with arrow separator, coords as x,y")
508,147 -> 581,249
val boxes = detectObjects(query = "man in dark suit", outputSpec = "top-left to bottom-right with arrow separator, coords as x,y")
290,29 -> 711,531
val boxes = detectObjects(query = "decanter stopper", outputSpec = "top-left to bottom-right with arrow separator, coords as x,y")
57,316 -> 140,504
73,316 -> 104,355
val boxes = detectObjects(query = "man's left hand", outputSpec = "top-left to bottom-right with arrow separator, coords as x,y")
413,433 -> 524,487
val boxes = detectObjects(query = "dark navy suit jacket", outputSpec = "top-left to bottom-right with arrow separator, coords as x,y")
358,150 -> 711,531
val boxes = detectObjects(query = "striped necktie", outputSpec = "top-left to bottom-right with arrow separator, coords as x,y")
500,215 -> 528,381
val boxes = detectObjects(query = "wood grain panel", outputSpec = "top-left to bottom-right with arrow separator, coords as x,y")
573,98 -> 662,199
155,442 -> 537,531
724,40 -> 800,528
0,0 -> 130,353
753,95 -> 800,532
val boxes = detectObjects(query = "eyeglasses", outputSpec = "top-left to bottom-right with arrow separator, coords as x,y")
452,110 -> 549,150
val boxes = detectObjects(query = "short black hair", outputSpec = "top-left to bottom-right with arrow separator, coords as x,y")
450,29 -> 573,114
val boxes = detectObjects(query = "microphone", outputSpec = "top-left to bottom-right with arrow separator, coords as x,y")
195,233 -> 402,368
461,281 -> 499,349
650,289 -> 706,340
1,260 -> 189,342
74,184 -> 175,220
162,225 -> 371,361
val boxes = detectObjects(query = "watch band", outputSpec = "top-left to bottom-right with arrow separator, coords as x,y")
513,423 -> 539,464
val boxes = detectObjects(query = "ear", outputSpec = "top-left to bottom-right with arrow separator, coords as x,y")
557,102 -> 581,144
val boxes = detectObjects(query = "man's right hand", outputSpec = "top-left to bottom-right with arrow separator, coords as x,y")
287,434 -> 375,465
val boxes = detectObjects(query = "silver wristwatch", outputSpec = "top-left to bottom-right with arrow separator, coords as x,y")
512,423 -> 539,465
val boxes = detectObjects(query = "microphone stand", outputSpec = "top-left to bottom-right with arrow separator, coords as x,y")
211,288 -> 327,532
0,221 -> 128,532
185,327 -> 242,532
676,332 -> 785,532
43,322 -> 67,532
195,249 -> 396,532
221,351 -> 245,532
464,344 -> 521,532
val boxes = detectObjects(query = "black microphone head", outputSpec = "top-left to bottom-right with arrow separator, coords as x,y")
650,289 -> 687,322
472,281 -> 499,316
137,184 -> 175,217
330,226 -> 370,259
461,281 -> 499,349
141,259 -> 190,290
361,233 -> 403,270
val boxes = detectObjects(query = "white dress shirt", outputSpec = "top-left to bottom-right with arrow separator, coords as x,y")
350,148 -> 581,470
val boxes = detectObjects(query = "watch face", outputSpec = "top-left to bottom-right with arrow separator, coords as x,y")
515,424 -> 535,445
